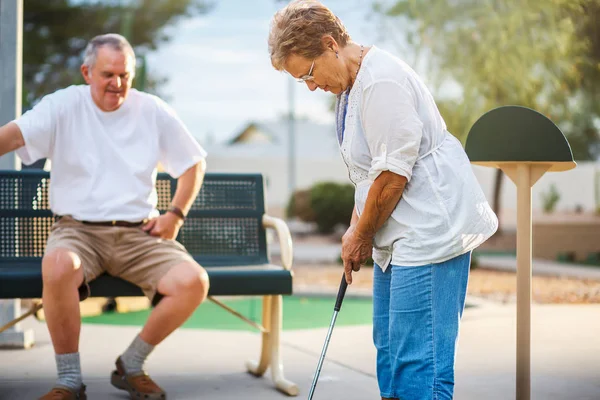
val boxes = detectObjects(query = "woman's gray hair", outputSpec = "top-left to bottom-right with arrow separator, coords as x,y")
83,33 -> 136,73
269,0 -> 350,70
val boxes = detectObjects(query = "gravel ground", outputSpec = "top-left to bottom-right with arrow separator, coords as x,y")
291,263 -> 600,304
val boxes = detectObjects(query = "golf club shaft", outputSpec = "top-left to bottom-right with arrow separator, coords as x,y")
308,310 -> 339,399
308,275 -> 348,399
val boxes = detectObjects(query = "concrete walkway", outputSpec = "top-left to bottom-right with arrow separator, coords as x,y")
1,301 -> 599,399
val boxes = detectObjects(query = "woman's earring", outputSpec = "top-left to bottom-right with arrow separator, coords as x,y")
335,51 -> 339,59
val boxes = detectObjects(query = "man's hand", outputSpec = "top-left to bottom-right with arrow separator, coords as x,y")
341,224 -> 372,285
142,212 -> 183,240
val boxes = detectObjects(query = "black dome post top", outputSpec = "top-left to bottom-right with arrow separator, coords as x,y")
464,105 -> 577,400
465,105 -> 576,172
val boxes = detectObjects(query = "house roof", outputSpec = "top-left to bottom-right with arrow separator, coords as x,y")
207,119 -> 340,159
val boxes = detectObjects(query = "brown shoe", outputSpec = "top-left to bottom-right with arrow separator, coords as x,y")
38,385 -> 87,399
110,357 -> 166,399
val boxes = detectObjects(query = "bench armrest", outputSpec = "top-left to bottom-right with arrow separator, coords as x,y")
262,214 -> 293,270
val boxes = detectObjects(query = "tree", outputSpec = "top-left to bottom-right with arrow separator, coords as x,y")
23,0 -> 214,109
374,0 -> 600,232
552,1 -> 600,160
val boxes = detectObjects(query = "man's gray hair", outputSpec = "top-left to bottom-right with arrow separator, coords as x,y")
83,33 -> 136,72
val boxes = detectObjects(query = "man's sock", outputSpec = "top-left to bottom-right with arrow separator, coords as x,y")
55,352 -> 83,391
120,334 -> 155,374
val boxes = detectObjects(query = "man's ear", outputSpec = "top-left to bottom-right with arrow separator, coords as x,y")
80,64 -> 92,84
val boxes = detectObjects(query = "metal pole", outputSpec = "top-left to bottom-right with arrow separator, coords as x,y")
287,76 -> 296,201
516,164 -> 532,400
0,0 -> 22,170
0,0 -> 34,349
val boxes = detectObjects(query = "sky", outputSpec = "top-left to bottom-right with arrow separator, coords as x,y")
145,0 -> 403,145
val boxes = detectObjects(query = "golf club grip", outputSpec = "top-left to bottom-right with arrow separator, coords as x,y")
334,274 -> 348,312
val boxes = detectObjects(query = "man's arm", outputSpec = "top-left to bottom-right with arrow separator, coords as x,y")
169,158 -> 207,218
0,122 -> 25,157
143,159 -> 206,239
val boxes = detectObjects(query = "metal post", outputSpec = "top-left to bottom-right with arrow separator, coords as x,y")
516,164 -> 532,400
0,0 -> 33,349
0,0 -> 22,170
287,77 -> 296,201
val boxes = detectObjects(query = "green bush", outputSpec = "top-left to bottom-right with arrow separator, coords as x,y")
287,181 -> 355,234
310,182 -> 355,233
540,184 -> 560,213
585,252 -> 600,266
286,189 -> 316,221
470,254 -> 479,270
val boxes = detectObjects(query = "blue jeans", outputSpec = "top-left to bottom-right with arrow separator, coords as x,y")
373,251 -> 471,399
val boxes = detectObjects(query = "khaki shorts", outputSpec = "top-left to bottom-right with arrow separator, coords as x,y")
45,216 -> 197,301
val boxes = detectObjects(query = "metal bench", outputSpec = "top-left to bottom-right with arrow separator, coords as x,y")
0,170 -> 298,396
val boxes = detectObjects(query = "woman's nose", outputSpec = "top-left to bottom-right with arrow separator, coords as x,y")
306,81 -> 318,92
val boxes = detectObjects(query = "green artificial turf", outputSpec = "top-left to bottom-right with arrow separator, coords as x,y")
81,295 -> 373,331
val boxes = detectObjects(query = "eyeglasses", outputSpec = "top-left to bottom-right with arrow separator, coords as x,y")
296,60 -> 315,83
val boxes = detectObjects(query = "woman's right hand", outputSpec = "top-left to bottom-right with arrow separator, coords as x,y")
341,223 -> 373,284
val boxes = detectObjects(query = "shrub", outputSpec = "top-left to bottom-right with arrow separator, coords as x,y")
540,184 -> 560,213
470,254 -> 479,270
310,182 -> 355,233
286,189 -> 316,221
287,181 -> 355,233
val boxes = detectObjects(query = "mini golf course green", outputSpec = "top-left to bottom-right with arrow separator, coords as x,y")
81,296 -> 373,331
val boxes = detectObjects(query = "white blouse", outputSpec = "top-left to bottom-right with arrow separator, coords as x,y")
336,46 -> 498,270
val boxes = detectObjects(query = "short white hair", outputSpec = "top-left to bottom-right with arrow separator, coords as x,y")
83,33 -> 136,73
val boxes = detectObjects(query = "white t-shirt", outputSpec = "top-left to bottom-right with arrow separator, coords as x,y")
336,46 -> 498,269
14,85 -> 207,222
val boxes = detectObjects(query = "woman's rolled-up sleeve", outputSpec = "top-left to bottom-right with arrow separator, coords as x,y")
360,79 -> 423,182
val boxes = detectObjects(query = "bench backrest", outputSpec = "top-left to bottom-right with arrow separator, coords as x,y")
0,170 -> 270,267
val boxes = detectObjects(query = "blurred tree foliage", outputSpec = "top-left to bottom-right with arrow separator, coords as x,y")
23,0 -> 214,109
374,0 -> 600,231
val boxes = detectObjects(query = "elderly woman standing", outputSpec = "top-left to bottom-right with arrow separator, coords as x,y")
269,1 -> 498,399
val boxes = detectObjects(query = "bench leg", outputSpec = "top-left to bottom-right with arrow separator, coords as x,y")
246,295 -> 272,377
0,300 -> 36,348
246,295 -> 299,396
269,295 -> 299,396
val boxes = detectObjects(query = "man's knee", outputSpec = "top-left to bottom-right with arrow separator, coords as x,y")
163,262 -> 209,304
185,264 -> 209,304
42,248 -> 84,287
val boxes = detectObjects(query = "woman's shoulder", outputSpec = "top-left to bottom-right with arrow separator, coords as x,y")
361,46 -> 417,88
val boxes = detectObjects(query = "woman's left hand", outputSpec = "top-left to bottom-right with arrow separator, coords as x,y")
341,224 -> 373,284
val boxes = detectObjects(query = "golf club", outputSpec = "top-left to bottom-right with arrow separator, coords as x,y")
307,273 -> 348,399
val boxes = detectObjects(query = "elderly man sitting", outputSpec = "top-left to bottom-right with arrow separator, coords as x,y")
0,33 -> 209,400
